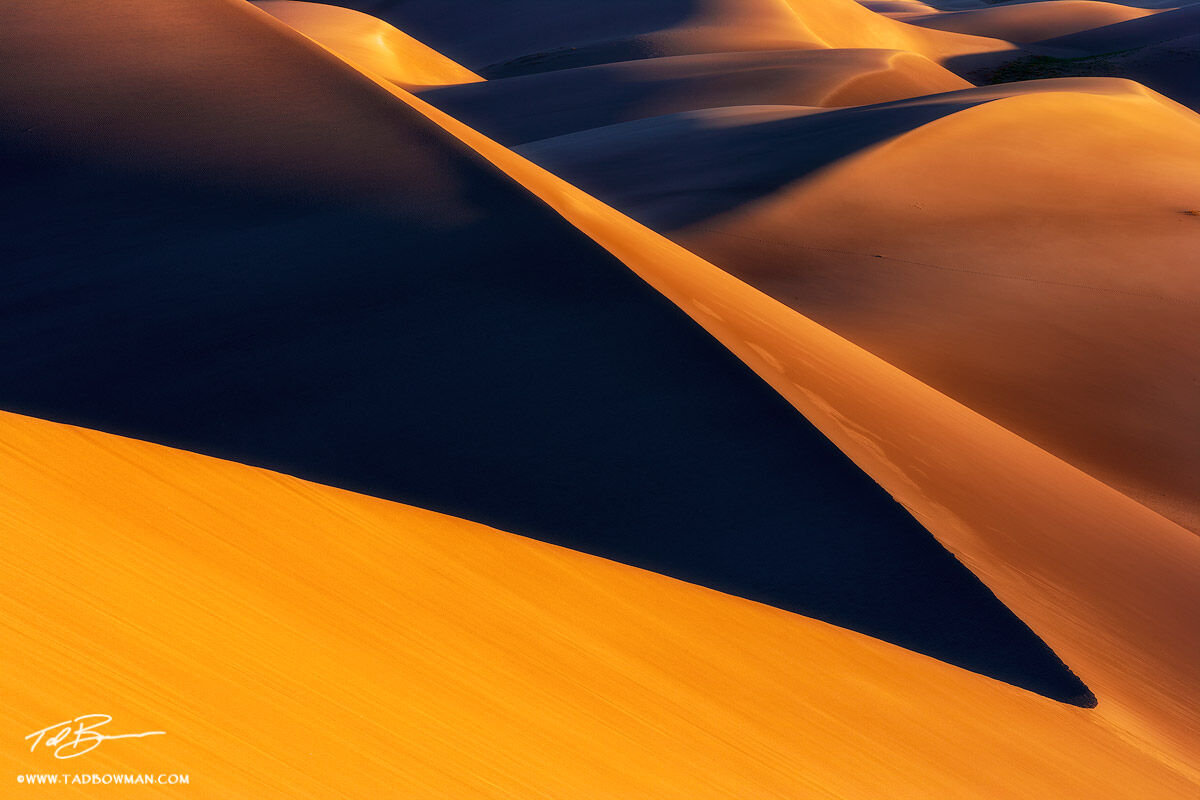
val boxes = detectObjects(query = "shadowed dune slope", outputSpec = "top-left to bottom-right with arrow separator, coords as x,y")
397,83 -> 1200,777
4,411 -> 1196,798
422,49 -> 970,146
900,1 -> 1154,43
518,80 -> 1200,533
337,0 -> 1010,76
252,0 -> 481,86
0,0 -> 1091,701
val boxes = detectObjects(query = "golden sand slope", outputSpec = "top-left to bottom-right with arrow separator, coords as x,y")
253,1 -> 481,86
2,410 -> 1195,798
899,1 -> 1154,44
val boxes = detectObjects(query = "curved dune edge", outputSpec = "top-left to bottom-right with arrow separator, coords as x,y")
2,409 -> 1196,798
252,0 -> 481,86
330,58 -> 1200,779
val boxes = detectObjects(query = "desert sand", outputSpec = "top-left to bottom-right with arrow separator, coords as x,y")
3,0 -> 1198,795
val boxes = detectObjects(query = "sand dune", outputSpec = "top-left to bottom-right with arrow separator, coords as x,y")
4,410 -> 1195,798
398,82 -> 1200,776
423,49 -> 971,146
332,0 -> 1011,76
0,0 -> 1091,703
900,1 -> 1154,42
252,1 -> 481,86
517,80 -> 1200,534
4,0 -> 1199,792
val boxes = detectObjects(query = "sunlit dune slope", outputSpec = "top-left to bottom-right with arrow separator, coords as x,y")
517,79 -> 1200,534
0,0 -> 1090,702
331,0 -> 1010,76
395,81 -> 1200,779
3,411 -> 1195,798
252,0 -> 480,86
423,49 -> 970,145
899,1 -> 1153,43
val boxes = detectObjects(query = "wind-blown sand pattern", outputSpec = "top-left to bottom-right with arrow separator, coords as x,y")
3,0 -> 1197,796
1,410 -> 1194,798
